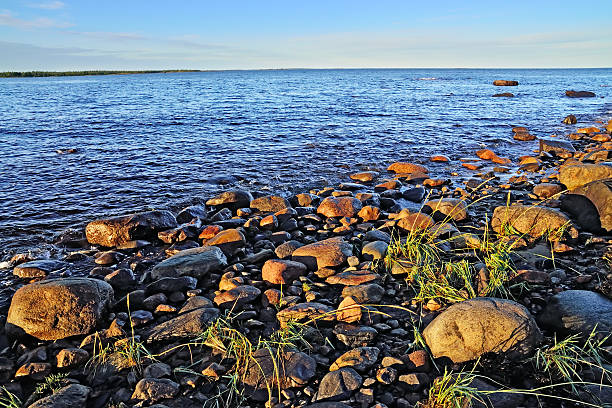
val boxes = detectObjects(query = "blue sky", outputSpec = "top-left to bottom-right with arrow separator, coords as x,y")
1,0 -> 611,70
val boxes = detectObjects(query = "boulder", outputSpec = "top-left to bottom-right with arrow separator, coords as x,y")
29,384 -> 90,408
206,190 -> 253,209
6,278 -> 113,340
317,197 -> 362,218
262,259 -> 308,285
559,163 -> 612,190
493,80 -> 518,86
562,114 -> 577,124
387,162 -> 428,174
202,228 -> 246,257
565,90 -> 596,98
150,246 -> 227,279
423,298 -> 541,363
491,204 -> 578,239
539,138 -> 575,158
538,290 -> 612,337
292,237 -> 353,270
561,179 -> 612,232
176,205 -> 207,224
513,132 -> 536,141
250,195 -> 291,212
85,210 -> 177,247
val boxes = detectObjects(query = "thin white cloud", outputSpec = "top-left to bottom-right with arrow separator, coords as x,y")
0,10 -> 71,28
29,1 -> 65,10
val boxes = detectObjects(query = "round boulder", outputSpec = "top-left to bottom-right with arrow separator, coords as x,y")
317,197 -> 362,218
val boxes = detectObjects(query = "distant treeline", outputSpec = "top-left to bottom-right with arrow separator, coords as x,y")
0,70 -> 202,78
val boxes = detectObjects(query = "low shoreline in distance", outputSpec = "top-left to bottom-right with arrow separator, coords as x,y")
0,69 -> 202,78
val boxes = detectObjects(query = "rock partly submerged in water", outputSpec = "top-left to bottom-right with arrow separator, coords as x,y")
565,90 -> 596,98
493,80 -> 518,86
85,210 -> 177,247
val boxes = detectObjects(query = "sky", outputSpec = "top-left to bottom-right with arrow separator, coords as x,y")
1,0 -> 611,71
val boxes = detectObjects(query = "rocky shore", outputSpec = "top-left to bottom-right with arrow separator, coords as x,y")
1,112 -> 612,408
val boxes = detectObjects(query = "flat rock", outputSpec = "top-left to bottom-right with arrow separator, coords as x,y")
6,278 -> 113,340
202,228 -> 246,257
533,183 -> 563,199
559,163 -> 612,190
262,259 -> 308,285
317,197 -> 362,218
29,384 -> 90,408
315,367 -> 362,401
538,290 -> 612,337
493,80 -> 518,86
350,171 -> 379,182
491,204 -> 578,239
85,210 -> 177,247
292,237 -> 353,270
565,90 -> 595,98
147,307 -> 219,342
13,259 -> 67,278
213,285 -> 261,309
326,270 -> 379,286
423,298 -> 541,363
387,162 -> 428,174
150,246 -> 227,279
277,302 -> 335,327
250,195 -> 291,212
330,347 -> 380,372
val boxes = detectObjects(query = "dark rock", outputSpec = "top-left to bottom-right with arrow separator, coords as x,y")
85,210 -> 177,247
131,378 -> 179,402
565,90 -> 596,98
561,179 -> 612,232
147,307 -> 219,342
176,205 -> 207,224
29,384 -> 90,408
539,138 -> 575,158
146,276 -> 198,294
492,92 -> 514,97
315,367 -> 362,401
562,114 -> 577,124
150,246 -> 227,279
206,190 -> 253,210
13,259 -> 67,278
213,285 -> 261,309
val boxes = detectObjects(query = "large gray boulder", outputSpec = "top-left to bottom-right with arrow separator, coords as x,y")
6,278 -> 113,340
538,290 -> 612,337
150,246 -> 227,279
423,298 -> 542,363
85,210 -> 177,247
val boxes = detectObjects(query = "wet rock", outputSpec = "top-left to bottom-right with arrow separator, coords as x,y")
151,246 -> 227,279
561,179 -> 612,232
493,80 -> 518,86
176,204 -> 207,224
513,131 -> 536,141
539,138 -> 575,158
357,205 -> 381,221
491,204 -> 578,239
538,290 -> 612,337
387,162 -> 428,174
315,367 -> 362,401
85,210 -> 177,247
131,378 -> 179,402
430,155 -> 450,162
350,171 -> 379,182
565,90 -> 595,98
202,228 -> 246,257
559,163 -> 612,190
206,190 -> 253,209
277,302 -> 335,327
423,298 -> 542,363
563,114 -> 577,124
476,149 -> 511,164
104,268 -> 135,288
214,285 -> 261,309
330,347 -> 380,372
147,307 -> 219,342
341,284 -> 384,303
425,198 -> 468,221
251,195 -> 291,212
492,92 -> 514,97
317,197 -> 362,218
243,349 -> 316,401
403,186 -> 426,202
6,278 -> 113,340
262,259 -> 308,285
292,237 -> 353,270
13,259 -> 67,278
29,384 -> 90,408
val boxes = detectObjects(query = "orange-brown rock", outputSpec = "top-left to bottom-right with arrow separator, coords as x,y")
292,237 -> 353,270
430,155 -> 450,162
578,126 -> 601,134
85,210 -> 177,247
199,225 -> 222,240
513,132 -> 536,141
350,171 -> 379,182
476,149 -> 511,164
592,134 -> 611,143
493,80 -> 519,86
337,297 -> 361,323
533,183 -> 564,198
519,156 -> 540,165
387,162 -> 428,174
262,259 -> 308,285
375,180 -> 401,191
512,126 -> 528,133
317,197 -> 362,218
462,163 -> 481,170
326,270 -> 379,286
358,205 -> 381,222
396,213 -> 435,232
423,178 -> 446,187
203,228 -> 246,257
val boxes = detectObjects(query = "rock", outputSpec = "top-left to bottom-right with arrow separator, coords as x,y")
131,378 -> 179,402
559,163 -> 612,190
561,179 -> 612,232
176,205 -> 207,224
491,204 -> 578,239
341,284 -> 384,303
430,155 -> 450,162
330,347 -> 380,372
326,270 -> 379,286
206,190 -> 253,209
56,348 -> 89,368
150,246 -> 227,279
403,186 -> 426,202
243,349 -> 316,400
13,259 -> 67,278
471,378 -> 525,408
423,298 -> 541,363
202,228 -> 246,257
513,132 -> 536,141
562,114 -> 577,124
425,198 -> 468,221
493,80 -> 518,86
292,237 -> 353,270
361,241 -> 388,261
178,296 -> 214,313
365,229 -> 391,243
334,323 -> 378,347
350,171 -> 379,182
476,149 -> 510,164
492,92 -> 514,97
565,90 -> 595,98
275,240 -> 304,259
337,296 -> 361,323
262,259 -> 308,285
277,302 -> 335,327
146,276 -> 197,294
317,197 -> 362,218
104,268 -> 135,288
533,183 -> 563,199
387,162 -> 428,174
214,285 -> 261,309
15,362 -> 51,380
315,367 -> 362,401
396,213 -> 435,232
539,138 -> 575,158
85,210 -> 177,247
147,307 -> 219,342
250,195 -> 291,212
6,278 -> 113,340
358,205 -> 381,221
29,384 -> 90,408
538,290 -> 612,337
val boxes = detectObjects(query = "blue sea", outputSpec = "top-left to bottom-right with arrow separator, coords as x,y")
1,68 -> 611,258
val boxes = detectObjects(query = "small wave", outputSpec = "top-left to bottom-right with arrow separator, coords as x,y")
417,77 -> 438,80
